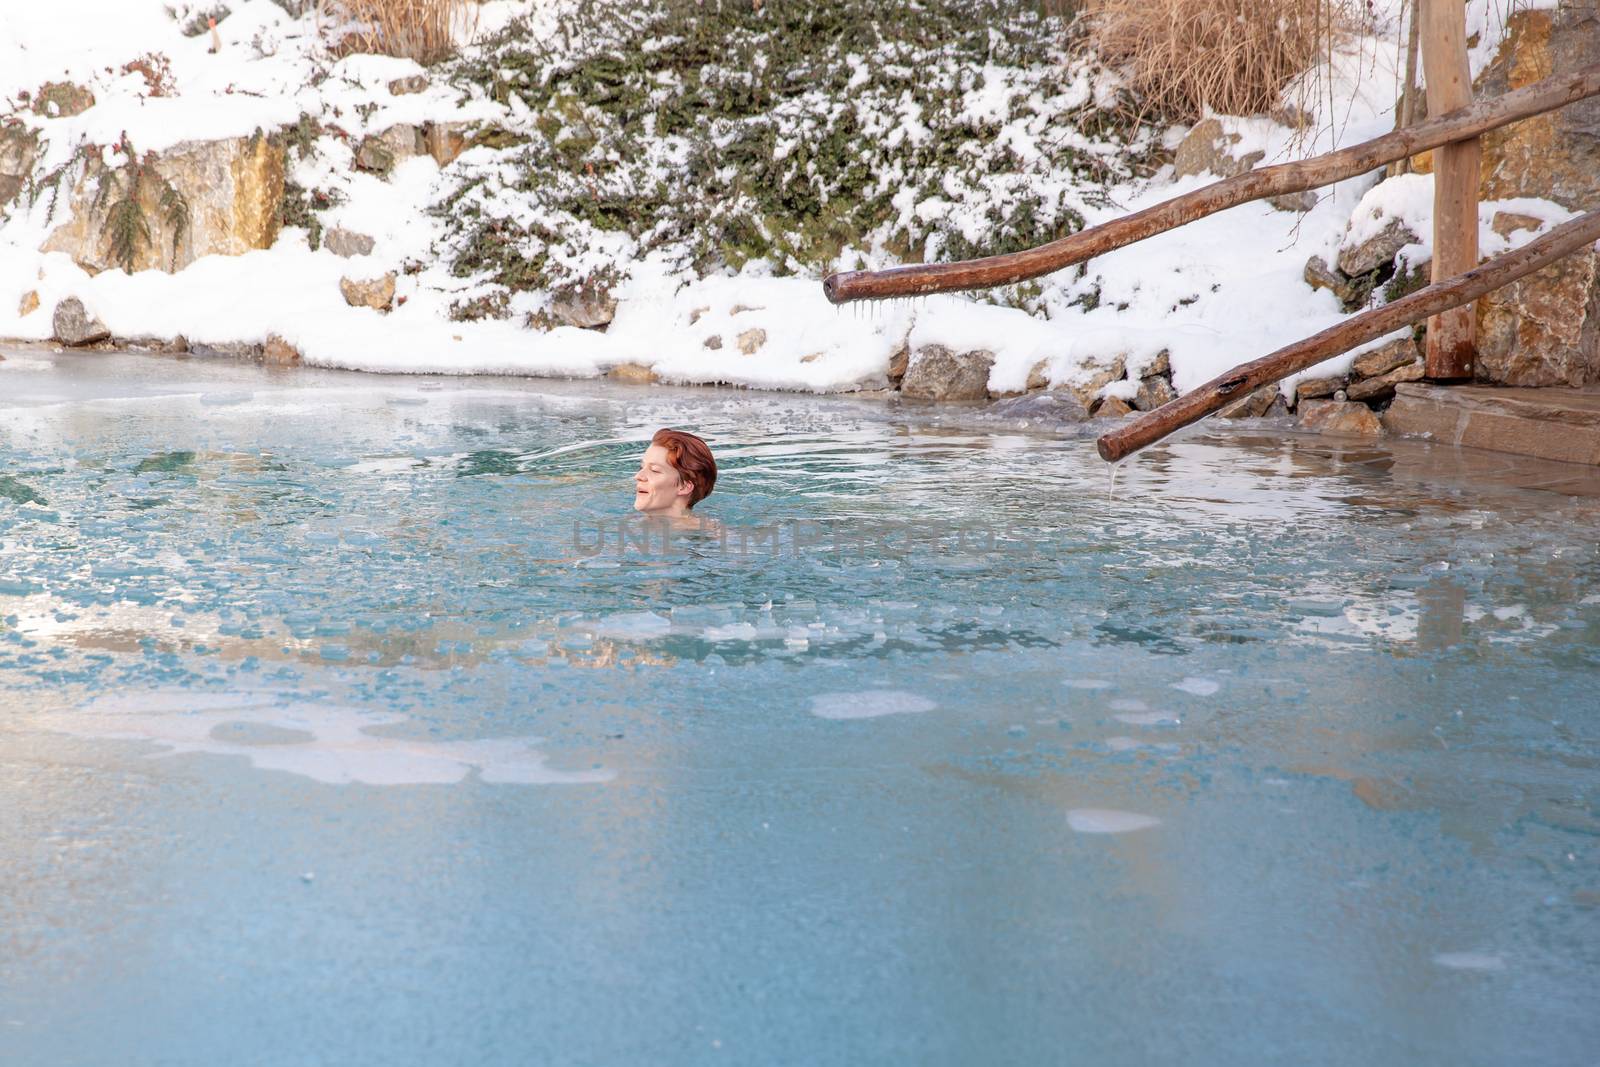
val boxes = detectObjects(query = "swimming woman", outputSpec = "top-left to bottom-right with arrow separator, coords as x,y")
634,428 -> 716,518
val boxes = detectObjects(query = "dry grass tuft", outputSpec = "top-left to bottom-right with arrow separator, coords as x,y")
325,0 -> 474,65
1082,0 -> 1360,124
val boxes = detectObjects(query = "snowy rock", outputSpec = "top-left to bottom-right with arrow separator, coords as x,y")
1023,358 -> 1051,391
1476,249 -> 1600,386
1303,254 -> 1362,306
17,290 -> 39,317
736,328 -> 767,355
323,227 -> 375,257
1172,118 -> 1263,180
262,335 -> 301,365
900,345 -> 994,401
550,286 -> 617,329
1298,400 -> 1382,437
1346,358 -> 1424,402
0,125 -> 39,206
1092,395 -> 1133,419
1490,211 -> 1544,238
388,75 -> 429,96
1132,349 -> 1170,378
41,132 -> 285,274
608,362 -> 658,384
1061,356 -> 1125,409
702,335 -> 723,350
340,273 -> 396,311
31,82 -> 95,118
886,341 -> 910,385
1133,375 -> 1177,411
52,297 -> 109,346
1352,337 -> 1420,379
1337,217 -> 1419,278
424,122 -> 471,167
355,125 -> 425,175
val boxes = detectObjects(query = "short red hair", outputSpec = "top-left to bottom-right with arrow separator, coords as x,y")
652,428 -> 716,508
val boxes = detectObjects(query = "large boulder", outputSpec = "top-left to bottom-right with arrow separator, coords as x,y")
1475,249 -> 1600,386
900,344 -> 994,400
41,132 -> 285,274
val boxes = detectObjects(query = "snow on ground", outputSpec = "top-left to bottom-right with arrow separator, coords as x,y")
0,0 -> 1549,399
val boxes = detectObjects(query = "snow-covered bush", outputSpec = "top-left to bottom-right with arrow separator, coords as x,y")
432,0 -> 1153,321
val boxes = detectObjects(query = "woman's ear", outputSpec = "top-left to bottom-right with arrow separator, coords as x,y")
677,478 -> 694,498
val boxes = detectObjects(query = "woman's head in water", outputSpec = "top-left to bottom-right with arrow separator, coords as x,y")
635,429 -> 716,516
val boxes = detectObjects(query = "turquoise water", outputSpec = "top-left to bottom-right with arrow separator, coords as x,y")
2,350 -> 1598,1065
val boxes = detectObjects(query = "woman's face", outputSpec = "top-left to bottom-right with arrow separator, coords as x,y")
634,443 -> 691,514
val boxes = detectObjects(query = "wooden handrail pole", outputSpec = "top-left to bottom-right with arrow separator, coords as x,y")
1094,209 -> 1600,463
1421,0 -> 1480,379
823,65 -> 1600,304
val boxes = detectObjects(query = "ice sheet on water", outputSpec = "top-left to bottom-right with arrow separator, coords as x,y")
1171,677 -> 1221,696
810,690 -> 935,720
1113,711 -> 1180,727
1433,952 -> 1506,972
1066,809 -> 1162,834
1063,678 -> 1114,690
35,690 -> 612,787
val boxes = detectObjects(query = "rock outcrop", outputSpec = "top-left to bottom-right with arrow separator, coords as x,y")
1476,248 -> 1600,386
41,131 -> 285,274
1404,7 -> 1600,386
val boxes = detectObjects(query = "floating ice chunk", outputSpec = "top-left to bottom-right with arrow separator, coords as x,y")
1171,677 -> 1220,696
594,611 -> 672,639
703,621 -> 759,642
810,690 -> 935,720
1064,678 -> 1113,690
1433,952 -> 1505,972
1067,808 -> 1162,834
1287,597 -> 1346,617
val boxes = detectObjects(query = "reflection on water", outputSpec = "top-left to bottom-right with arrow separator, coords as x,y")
2,351 -> 1599,1065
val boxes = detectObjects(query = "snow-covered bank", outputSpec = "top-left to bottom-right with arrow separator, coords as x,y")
0,0 -> 1552,402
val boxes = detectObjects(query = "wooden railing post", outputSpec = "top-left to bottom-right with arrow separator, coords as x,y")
1421,0 -> 1480,380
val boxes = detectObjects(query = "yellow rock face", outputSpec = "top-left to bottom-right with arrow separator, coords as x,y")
41,131 -> 286,274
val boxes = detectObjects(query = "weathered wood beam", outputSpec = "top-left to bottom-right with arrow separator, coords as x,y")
822,65 -> 1600,304
1094,209 -> 1600,463
1420,0 -> 1479,379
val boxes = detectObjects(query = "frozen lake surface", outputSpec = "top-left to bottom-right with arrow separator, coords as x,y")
2,349 -> 1598,1065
